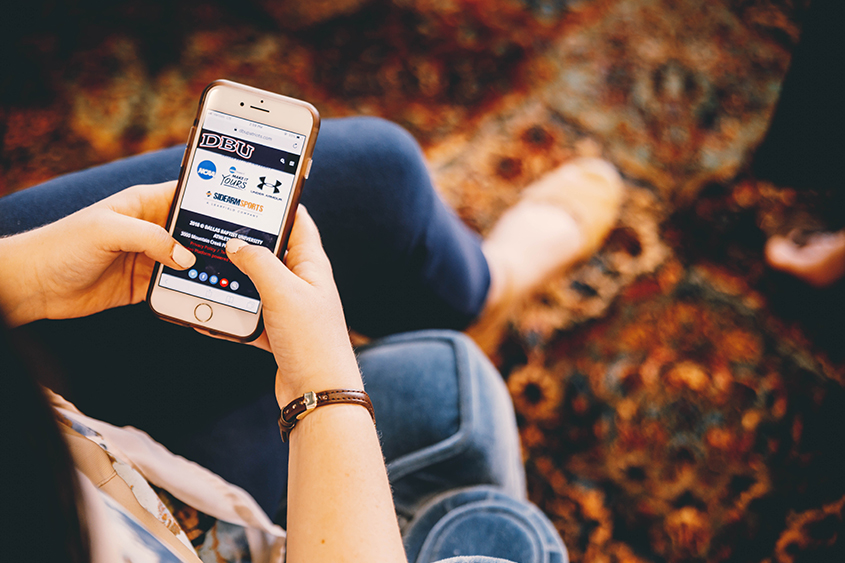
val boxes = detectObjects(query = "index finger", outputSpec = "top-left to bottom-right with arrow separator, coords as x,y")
100,181 -> 178,227
193,327 -> 273,352
284,206 -> 334,283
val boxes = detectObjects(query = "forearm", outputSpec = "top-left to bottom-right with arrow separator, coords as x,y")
285,390 -> 407,563
225,210 -> 407,561
0,231 -> 45,327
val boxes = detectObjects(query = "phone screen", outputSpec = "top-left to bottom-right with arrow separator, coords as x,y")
158,109 -> 306,313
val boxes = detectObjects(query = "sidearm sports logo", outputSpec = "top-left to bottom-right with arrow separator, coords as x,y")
206,191 -> 264,213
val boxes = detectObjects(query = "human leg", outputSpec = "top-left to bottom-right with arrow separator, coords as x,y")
471,157 -> 623,351
305,122 -> 625,342
765,230 -> 845,288
0,116 -> 617,528
751,0 -> 844,204
0,117 -> 493,336
406,487 -> 568,563
0,146 -> 185,233
753,0 -> 845,285
362,330 -> 525,518
269,329 -> 525,525
0,117 -> 623,340
0,117 -> 493,519
301,117 -> 491,335
348,330 -> 566,563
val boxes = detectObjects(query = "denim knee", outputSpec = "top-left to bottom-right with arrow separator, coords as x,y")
303,118 -> 491,336
303,117 -> 440,336
306,116 -> 435,224
356,330 -> 526,522
404,486 -> 569,563
313,116 -> 425,183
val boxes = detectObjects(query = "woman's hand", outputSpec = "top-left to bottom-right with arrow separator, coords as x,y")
225,206 -> 406,563
0,181 -> 195,327
224,206 -> 363,408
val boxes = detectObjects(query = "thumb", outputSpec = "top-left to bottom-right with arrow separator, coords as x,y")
225,238 -> 296,296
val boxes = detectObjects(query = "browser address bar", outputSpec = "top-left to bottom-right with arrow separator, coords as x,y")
204,111 -> 304,155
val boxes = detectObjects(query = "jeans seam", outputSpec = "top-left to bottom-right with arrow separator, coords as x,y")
378,331 -> 477,482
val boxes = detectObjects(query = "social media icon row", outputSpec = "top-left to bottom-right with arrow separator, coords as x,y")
188,269 -> 239,291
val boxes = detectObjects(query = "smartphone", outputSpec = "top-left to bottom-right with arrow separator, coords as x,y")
147,80 -> 320,341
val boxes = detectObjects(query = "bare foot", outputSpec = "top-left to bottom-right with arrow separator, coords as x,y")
481,201 -> 583,308
765,229 -> 845,288
468,157 -> 624,352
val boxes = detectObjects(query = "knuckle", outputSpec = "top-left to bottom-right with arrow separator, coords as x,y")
246,244 -> 273,262
153,225 -> 174,247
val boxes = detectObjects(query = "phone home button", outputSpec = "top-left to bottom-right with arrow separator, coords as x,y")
194,303 -> 213,323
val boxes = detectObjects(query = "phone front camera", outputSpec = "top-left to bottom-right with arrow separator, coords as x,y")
240,102 -> 244,106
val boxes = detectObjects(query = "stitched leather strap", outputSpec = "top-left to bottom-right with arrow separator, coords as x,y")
278,389 -> 375,442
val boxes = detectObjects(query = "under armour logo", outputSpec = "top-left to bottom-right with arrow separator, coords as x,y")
257,177 -> 282,194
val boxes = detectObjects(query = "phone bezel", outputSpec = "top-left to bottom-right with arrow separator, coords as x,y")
147,80 -> 320,341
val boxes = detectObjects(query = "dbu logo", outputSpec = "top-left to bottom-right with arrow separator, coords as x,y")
197,160 -> 216,180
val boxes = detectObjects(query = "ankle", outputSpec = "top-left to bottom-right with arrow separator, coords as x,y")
765,230 -> 845,287
466,157 -> 623,354
480,244 -> 508,314
481,203 -> 583,299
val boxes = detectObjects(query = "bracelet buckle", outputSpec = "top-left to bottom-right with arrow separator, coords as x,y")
297,391 -> 318,420
279,389 -> 376,442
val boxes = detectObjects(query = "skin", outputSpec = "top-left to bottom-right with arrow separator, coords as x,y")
765,230 -> 845,288
0,181 -> 191,327
0,181 -> 407,563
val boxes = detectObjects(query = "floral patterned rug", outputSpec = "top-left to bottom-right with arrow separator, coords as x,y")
2,0 -> 843,561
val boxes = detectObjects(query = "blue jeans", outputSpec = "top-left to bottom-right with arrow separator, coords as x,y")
0,117 -> 490,336
0,117 -> 567,563
360,331 -> 567,563
0,116 -> 489,510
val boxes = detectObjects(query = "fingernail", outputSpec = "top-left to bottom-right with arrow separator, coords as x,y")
172,244 -> 195,268
227,238 -> 247,254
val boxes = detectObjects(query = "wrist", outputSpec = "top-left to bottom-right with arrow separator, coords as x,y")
274,361 -> 364,410
278,388 -> 375,442
0,233 -> 45,327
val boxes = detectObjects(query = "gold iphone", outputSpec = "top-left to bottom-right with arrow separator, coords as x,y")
147,80 -> 320,340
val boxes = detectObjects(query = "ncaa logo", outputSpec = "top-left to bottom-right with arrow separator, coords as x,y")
197,160 -> 216,180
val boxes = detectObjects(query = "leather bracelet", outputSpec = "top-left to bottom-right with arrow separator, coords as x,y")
278,389 -> 375,442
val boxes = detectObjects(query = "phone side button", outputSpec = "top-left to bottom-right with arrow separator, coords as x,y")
304,158 -> 313,179
194,303 -> 213,323
180,126 -> 196,168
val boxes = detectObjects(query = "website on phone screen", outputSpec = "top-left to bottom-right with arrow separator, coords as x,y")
158,110 -> 306,313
